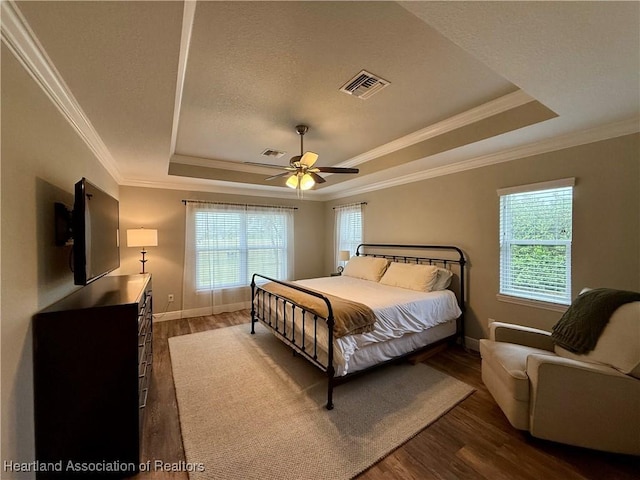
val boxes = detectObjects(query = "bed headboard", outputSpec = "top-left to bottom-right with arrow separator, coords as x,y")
355,243 -> 467,321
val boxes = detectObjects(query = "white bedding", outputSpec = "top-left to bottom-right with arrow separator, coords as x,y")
255,276 -> 462,376
256,275 -> 462,376
297,275 -> 458,337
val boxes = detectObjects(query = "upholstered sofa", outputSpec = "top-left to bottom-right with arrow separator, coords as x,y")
480,299 -> 640,455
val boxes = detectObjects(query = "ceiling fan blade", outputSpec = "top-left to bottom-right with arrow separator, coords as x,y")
244,161 -> 288,170
308,172 -> 326,184
300,152 -> 318,168
265,172 -> 291,181
315,167 -> 359,174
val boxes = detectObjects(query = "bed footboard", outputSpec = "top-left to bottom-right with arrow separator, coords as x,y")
251,274 -> 337,410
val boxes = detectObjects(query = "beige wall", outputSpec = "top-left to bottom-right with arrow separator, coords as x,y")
115,187 -> 326,316
324,133 -> 640,340
1,47 -> 119,476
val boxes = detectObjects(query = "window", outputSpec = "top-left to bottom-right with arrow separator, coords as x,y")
499,178 -> 574,306
188,203 -> 294,290
334,203 -> 363,266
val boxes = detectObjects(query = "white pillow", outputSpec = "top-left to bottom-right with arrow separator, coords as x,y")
554,302 -> 640,378
379,262 -> 439,292
432,267 -> 453,291
342,256 -> 389,282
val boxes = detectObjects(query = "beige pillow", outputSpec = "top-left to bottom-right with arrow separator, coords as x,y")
554,302 -> 640,378
432,267 -> 453,291
342,256 -> 389,282
379,262 -> 439,292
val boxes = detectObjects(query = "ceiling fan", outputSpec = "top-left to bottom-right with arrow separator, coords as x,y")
246,125 -> 359,192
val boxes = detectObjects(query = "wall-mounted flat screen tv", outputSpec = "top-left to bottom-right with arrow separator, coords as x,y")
73,178 -> 120,285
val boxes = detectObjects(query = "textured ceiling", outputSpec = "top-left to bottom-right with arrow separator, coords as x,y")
15,1 -> 183,179
7,1 -> 639,200
177,1 -> 516,165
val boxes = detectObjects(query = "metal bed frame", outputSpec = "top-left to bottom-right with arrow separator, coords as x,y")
250,243 -> 466,410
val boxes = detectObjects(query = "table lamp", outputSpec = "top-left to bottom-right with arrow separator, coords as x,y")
127,228 -> 158,274
337,250 -> 351,274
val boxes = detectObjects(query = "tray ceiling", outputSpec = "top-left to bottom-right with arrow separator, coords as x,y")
5,1 -> 639,200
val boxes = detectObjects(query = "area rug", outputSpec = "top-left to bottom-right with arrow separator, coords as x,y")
168,324 -> 474,480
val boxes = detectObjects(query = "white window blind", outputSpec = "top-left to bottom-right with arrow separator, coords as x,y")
334,203 -> 363,266
499,179 -> 574,305
189,203 -> 293,290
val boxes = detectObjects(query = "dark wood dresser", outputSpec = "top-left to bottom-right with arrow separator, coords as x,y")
33,274 -> 152,478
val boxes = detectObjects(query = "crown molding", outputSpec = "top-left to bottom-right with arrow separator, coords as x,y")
169,1 -> 197,156
171,154 -> 279,175
120,177 -> 324,201
132,117 -> 638,201
0,0 -> 122,182
319,117 -> 640,201
339,89 -> 535,168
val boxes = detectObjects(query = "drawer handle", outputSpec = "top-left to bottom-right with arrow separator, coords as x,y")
139,340 -> 148,360
139,317 -> 150,334
139,361 -> 148,378
139,388 -> 148,409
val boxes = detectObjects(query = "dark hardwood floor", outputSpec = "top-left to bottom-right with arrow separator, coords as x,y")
133,311 -> 639,480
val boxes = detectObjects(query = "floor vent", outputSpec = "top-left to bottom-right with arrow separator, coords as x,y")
339,70 -> 390,99
261,149 -> 286,159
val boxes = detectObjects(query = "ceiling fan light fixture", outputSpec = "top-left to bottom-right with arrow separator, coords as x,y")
299,173 -> 315,190
286,174 -> 299,189
250,124 -> 359,193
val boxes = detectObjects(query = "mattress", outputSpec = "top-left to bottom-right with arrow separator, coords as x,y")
338,319 -> 457,376
256,275 -> 462,376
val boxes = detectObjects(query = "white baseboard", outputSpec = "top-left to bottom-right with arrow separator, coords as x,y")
464,336 -> 480,351
153,301 -> 251,322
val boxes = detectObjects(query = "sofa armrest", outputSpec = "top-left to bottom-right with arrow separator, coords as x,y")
489,322 -> 554,351
526,353 -> 640,455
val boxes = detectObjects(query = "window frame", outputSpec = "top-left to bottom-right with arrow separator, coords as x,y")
497,178 -> 575,309
334,203 -> 364,268
193,206 -> 293,291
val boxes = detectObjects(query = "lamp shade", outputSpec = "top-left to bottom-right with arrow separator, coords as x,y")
127,228 -> 158,248
339,250 -> 351,262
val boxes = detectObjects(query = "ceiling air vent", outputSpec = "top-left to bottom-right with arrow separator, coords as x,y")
261,148 -> 286,159
339,70 -> 390,99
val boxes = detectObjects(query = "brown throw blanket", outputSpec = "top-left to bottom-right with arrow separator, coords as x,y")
259,281 -> 376,338
552,288 -> 640,354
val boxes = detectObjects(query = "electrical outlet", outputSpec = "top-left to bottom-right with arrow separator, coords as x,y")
168,294 -> 174,303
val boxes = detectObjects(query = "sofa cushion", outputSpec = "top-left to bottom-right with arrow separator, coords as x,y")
555,302 -> 640,378
481,358 -> 531,430
480,340 -> 554,401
